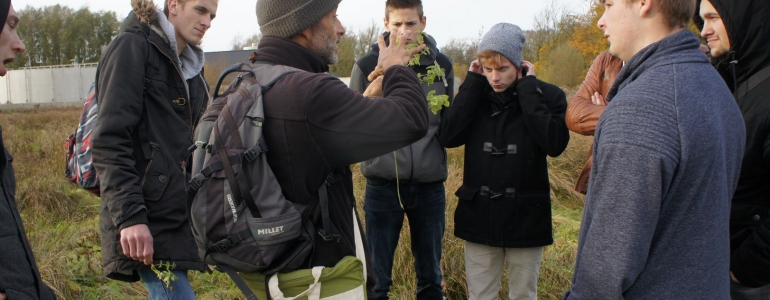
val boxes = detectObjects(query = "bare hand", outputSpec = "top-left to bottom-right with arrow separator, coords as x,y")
376,30 -> 427,72
469,59 -> 483,74
120,224 -> 154,265
591,92 -> 608,106
0,292 -> 6,300
367,65 -> 384,82
520,60 -> 535,78
730,271 -> 740,284
363,75 -> 384,98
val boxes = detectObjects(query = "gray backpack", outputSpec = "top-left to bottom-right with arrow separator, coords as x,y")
187,63 -> 339,299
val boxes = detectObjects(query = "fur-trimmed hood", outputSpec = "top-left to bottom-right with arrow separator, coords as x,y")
120,0 -> 206,81
131,0 -> 159,26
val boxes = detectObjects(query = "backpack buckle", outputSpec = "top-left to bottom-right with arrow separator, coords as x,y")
242,146 -> 261,162
189,175 -> 204,191
212,237 -> 235,253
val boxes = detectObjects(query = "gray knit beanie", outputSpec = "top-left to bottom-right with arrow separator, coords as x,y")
256,0 -> 341,39
477,23 -> 526,70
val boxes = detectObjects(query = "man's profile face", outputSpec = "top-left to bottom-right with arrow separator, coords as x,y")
699,0 -> 730,59
384,7 -> 425,46
167,0 -> 218,46
0,4 -> 24,77
481,56 -> 519,93
309,7 -> 345,65
597,0 -> 640,62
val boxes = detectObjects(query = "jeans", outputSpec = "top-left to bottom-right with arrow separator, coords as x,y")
732,280 -> 770,300
137,266 -> 197,300
364,178 -> 446,300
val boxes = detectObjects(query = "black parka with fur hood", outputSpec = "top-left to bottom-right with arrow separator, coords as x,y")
93,0 -> 208,281
696,0 -> 770,288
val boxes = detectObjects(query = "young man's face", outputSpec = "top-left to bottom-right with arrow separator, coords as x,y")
481,56 -> 519,93
309,7 -> 346,65
597,0 -> 641,62
699,0 -> 730,59
167,0 -> 218,46
384,7 -> 426,46
0,4 -> 24,77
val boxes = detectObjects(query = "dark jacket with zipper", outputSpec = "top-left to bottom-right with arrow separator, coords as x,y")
695,0 -> 770,288
438,71 -> 569,248
250,36 -> 429,296
0,127 -> 56,299
92,3 -> 208,281
350,32 -> 454,184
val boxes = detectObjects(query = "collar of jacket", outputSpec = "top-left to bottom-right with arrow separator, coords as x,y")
696,0 -> 770,86
607,30 -> 707,101
252,36 -> 330,73
370,31 -> 440,66
119,2 -> 205,81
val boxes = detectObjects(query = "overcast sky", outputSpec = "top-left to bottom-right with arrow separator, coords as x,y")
19,0 -> 587,52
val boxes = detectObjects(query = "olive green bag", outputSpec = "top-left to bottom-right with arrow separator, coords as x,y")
240,208 -> 368,300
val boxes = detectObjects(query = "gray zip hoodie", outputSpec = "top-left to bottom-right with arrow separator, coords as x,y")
564,30 -> 745,299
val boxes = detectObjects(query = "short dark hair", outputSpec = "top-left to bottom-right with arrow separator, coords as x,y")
597,0 -> 695,29
385,0 -> 424,20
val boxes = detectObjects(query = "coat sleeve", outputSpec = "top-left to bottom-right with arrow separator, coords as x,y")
437,71 -> 486,148
517,76 -> 570,157
348,62 -> 369,93
564,103 -> 680,299
730,130 -> 770,287
92,32 -> 149,229
565,51 -> 612,136
307,65 -> 430,166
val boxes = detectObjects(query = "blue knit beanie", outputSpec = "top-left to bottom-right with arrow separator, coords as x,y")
478,23 -> 526,70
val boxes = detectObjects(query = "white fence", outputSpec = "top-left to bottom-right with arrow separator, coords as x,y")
1,63 -> 97,104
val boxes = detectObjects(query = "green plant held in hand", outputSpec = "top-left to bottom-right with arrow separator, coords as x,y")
403,30 -> 450,114
151,261 -> 179,290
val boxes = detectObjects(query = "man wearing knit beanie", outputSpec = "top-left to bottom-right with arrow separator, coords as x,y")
0,1 -> 56,299
235,0 -> 431,298
439,22 -> 569,299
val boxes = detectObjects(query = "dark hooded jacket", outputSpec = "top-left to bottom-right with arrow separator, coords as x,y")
248,36 -> 429,296
350,32 -> 454,184
92,0 -> 208,281
0,0 -> 56,297
695,0 -> 770,288
0,128 -> 57,299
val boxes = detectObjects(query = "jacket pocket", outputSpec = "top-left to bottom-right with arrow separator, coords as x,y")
140,144 -> 169,202
455,185 -> 479,202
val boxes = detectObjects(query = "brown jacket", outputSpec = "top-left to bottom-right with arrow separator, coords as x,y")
565,51 -> 623,194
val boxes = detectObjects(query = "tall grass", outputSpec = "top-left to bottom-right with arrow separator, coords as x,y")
0,100 -> 592,299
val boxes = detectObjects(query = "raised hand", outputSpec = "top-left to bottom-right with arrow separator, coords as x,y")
376,30 -> 427,74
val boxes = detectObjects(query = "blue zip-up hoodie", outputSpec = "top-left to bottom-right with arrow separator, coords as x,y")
564,30 -> 745,299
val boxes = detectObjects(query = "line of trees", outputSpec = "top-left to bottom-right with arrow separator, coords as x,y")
12,5 -> 120,68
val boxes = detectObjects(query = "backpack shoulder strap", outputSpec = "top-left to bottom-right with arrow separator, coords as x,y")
735,64 -> 770,100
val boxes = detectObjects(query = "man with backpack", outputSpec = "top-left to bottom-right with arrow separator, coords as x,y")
91,0 -> 216,297
0,0 -> 57,299
347,1 -> 452,299
228,0 -> 430,298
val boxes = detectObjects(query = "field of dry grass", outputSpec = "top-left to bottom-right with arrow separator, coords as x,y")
0,102 -> 592,299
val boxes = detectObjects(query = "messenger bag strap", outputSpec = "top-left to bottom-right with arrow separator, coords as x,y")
317,173 -> 340,242
220,264 -> 259,300
735,64 -> 770,100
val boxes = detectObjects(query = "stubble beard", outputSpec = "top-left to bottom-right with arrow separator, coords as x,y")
310,24 -> 339,65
